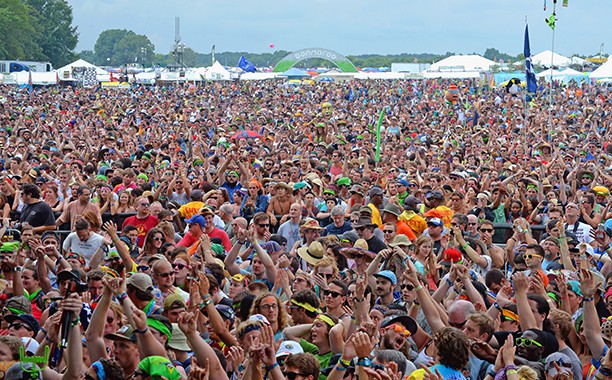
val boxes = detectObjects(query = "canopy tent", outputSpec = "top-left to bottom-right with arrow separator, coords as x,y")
531,50 -> 571,68
55,59 -> 109,81
240,72 -> 277,80
590,60 -> 612,79
537,68 -> 587,83
354,72 -> 407,80
423,71 -> 481,79
277,67 -> 311,78
134,71 -> 157,84
428,55 -> 496,73
11,71 -> 57,85
205,61 -> 231,80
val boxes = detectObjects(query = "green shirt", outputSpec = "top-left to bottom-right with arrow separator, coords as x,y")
300,338 -> 332,380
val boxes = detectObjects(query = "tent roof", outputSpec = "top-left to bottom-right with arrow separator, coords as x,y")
278,67 -> 311,77
208,61 -> 229,74
56,59 -> 109,75
428,55 -> 496,72
531,50 -> 571,67
590,60 -> 612,79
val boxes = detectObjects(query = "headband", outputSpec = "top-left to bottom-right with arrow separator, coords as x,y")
238,323 -> 262,340
147,318 -> 172,340
315,314 -> 336,328
92,361 -> 106,380
232,274 -> 249,286
502,309 -> 520,323
290,299 -> 321,314
526,184 -> 538,191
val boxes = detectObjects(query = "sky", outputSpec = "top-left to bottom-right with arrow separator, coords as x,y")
67,0 -> 611,59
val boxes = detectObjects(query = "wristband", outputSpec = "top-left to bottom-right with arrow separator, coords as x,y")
356,357 -> 372,367
507,370 -> 518,375
505,364 -> 518,371
70,317 -> 80,327
200,298 -> 213,311
237,240 -> 246,245
599,367 -> 612,377
415,285 -> 424,292
493,302 -> 503,313
44,335 -> 55,344
583,296 -> 595,302
134,327 -> 149,334
488,368 -> 497,377
338,358 -> 351,369
40,327 -> 48,336
335,364 -> 348,372
462,243 -> 469,250
445,277 -> 454,287
117,292 -> 128,303
264,362 -> 278,371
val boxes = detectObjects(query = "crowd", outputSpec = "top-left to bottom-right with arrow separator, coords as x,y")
0,76 -> 608,380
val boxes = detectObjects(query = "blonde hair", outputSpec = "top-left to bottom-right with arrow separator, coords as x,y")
517,365 -> 538,380
313,256 -> 339,279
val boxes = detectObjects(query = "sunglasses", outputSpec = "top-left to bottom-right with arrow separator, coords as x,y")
323,290 -> 344,298
284,372 -> 308,380
400,284 -> 415,291
515,337 -> 543,348
523,253 -> 542,260
172,263 -> 188,270
137,265 -> 149,272
409,184 -> 418,187
156,271 -> 176,278
258,224 -> 270,228
383,230 -> 395,234
140,203 -> 150,207
449,320 -> 467,329
479,228 -> 494,233
152,237 -> 163,241
9,323 -> 32,331
385,323 -> 412,338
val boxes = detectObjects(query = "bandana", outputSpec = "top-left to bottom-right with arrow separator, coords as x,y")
290,299 -> 321,314
315,314 -> 336,328
147,318 -> 172,340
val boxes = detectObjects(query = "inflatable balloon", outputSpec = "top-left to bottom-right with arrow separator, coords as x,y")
269,43 -> 275,49
321,102 -> 333,117
505,78 -> 521,96
446,84 -> 459,104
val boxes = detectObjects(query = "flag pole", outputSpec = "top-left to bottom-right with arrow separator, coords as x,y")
524,16 -> 528,153
548,0 -> 557,141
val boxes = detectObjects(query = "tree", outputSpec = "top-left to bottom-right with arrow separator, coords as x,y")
94,29 -> 129,66
78,50 -> 95,63
112,32 -> 154,65
0,0 -> 43,60
24,0 -> 78,67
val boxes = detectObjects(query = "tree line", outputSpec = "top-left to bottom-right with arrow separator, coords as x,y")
0,0 -> 78,67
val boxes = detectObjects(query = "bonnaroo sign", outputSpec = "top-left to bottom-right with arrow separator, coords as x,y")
272,48 -> 358,73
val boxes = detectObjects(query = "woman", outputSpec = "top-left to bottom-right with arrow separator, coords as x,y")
232,189 -> 246,216
172,253 -> 192,291
138,228 -> 165,259
412,235 -> 439,288
241,179 -> 269,221
113,190 -> 135,214
229,273 -> 254,299
41,185 -> 62,213
96,185 -> 114,216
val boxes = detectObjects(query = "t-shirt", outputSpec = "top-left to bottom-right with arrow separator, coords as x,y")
63,232 -> 104,264
278,220 -> 301,250
19,201 -> 55,228
299,338 -> 332,380
177,201 -> 205,219
122,215 -> 159,248
365,235 -> 387,254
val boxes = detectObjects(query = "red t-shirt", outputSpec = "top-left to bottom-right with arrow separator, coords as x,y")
122,215 -> 159,248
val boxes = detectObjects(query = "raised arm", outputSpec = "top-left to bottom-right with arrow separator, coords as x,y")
580,269 -> 607,359
84,281 -> 113,362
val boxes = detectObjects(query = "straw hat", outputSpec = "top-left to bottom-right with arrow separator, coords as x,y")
388,234 -> 413,248
297,241 -> 325,266
300,218 -> 323,232
340,239 -> 375,261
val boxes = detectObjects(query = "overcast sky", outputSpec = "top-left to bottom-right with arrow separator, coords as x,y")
68,0 -> 610,58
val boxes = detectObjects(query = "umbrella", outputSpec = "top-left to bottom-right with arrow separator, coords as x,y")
319,76 -> 334,82
231,130 -> 262,139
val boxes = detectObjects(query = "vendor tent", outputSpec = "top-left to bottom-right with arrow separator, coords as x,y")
11,71 -> 57,85
590,60 -> 612,79
428,55 -> 496,72
277,67 -> 311,79
205,61 -> 231,80
531,50 -> 571,68
55,59 -> 109,81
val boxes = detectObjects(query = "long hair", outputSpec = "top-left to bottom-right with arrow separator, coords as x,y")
249,292 -> 289,332
141,228 -> 163,257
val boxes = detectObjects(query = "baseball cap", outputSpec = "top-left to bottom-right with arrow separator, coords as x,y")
368,187 -> 384,197
5,362 -> 41,380
215,304 -> 236,325
373,270 -> 397,285
545,352 -> 572,377
126,273 -> 154,293
567,280 -> 583,297
5,295 -> 32,315
185,214 -> 206,228
5,314 -> 40,335
427,217 -> 443,227
337,177 -> 351,187
163,294 -> 186,311
276,341 -> 304,358
441,248 -> 463,266
137,356 -> 181,380
380,315 -> 418,336
57,269 -> 83,283
104,325 -> 137,343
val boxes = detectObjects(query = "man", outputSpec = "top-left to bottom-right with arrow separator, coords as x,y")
278,203 -> 302,249
395,179 -> 410,206
219,203 -> 235,238
542,237 -> 563,271
18,184 -> 55,233
5,314 -> 39,338
382,203 -> 416,240
367,186 -> 385,228
289,290 -> 320,325
152,259 -> 189,306
465,214 -> 480,239
162,293 -> 186,323
399,196 -> 427,236
524,243 -> 546,276
126,272 -> 162,316
424,190 -> 454,227
283,353 -> 320,380
86,270 -> 105,302
55,186 -> 102,231
479,220 -> 505,269
423,217 -> 445,256
322,205 -> 352,237
219,170 -> 242,203
353,215 -> 387,254
372,270 -> 398,307
175,189 -> 205,220
564,202 -> 595,245
104,325 -> 141,377
378,315 -> 418,352
62,219 -> 104,264
121,196 -> 159,248
201,208 -> 231,251
177,214 -> 206,253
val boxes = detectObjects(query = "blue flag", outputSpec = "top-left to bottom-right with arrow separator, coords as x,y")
524,24 -> 537,93
238,56 -> 257,73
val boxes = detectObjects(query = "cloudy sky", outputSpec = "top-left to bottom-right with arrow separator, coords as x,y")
68,0 -> 610,58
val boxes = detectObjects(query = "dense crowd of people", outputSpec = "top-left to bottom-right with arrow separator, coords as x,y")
0,77 -> 609,380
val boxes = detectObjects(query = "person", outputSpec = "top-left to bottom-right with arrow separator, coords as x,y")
62,218 -> 105,264
18,183 -> 55,233
278,202 -> 303,250
55,186 -> 102,231
121,196 -> 159,248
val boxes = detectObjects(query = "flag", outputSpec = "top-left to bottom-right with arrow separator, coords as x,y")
27,70 -> 33,93
546,12 -> 556,30
348,88 -> 354,102
238,56 -> 257,73
375,107 -> 385,162
524,24 -> 537,93
56,71 -> 59,85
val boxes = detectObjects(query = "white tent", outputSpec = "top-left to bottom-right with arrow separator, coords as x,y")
205,61 -> 231,80
428,55 -> 496,72
590,60 -> 612,79
538,68 -> 587,83
11,71 -> 57,85
423,71 -> 481,79
240,72 -> 277,80
55,59 -> 109,81
571,56 -> 588,66
134,71 -> 157,84
531,50 -> 571,68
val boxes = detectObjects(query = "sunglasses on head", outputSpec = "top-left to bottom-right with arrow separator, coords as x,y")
515,337 -> 542,348
323,289 -> 344,298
